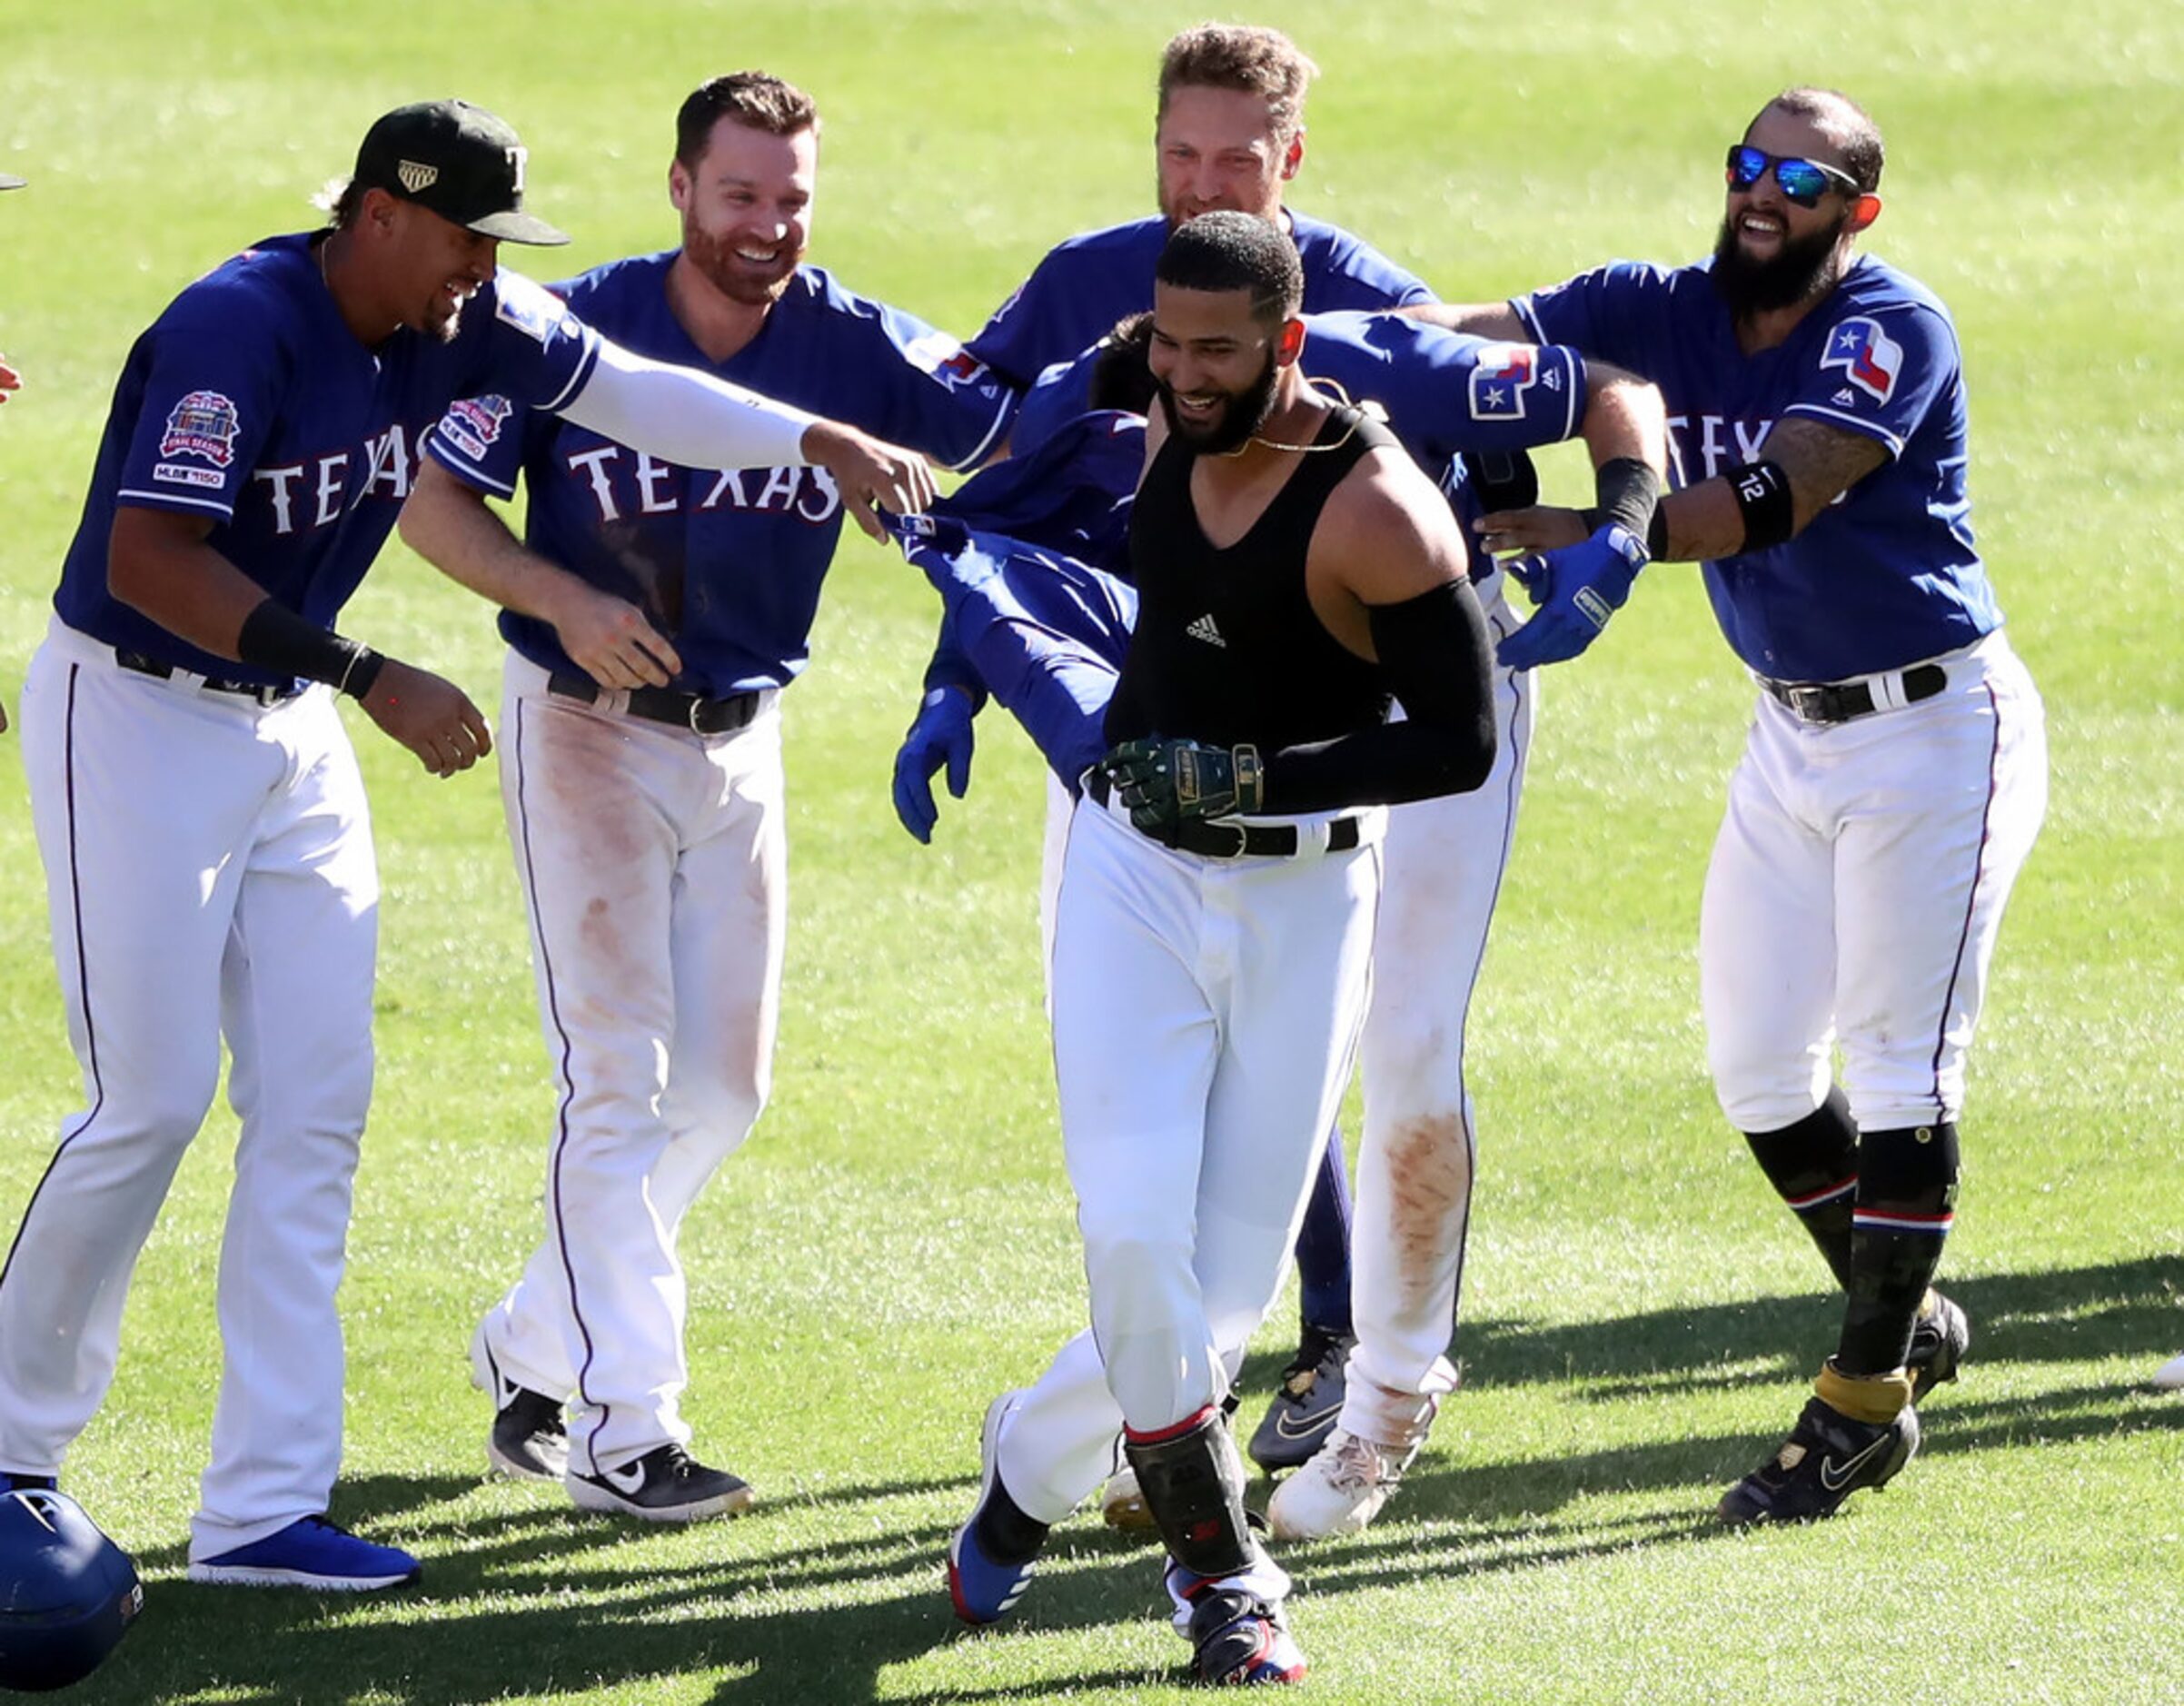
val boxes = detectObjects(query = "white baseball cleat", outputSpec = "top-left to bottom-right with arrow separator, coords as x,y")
1266,1428 -> 1419,1540
2154,1353 -> 2184,1392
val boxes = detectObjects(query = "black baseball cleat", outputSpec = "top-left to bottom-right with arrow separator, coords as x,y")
1186,1586 -> 1308,1685
567,1443 -> 754,1523
1718,1395 -> 1920,1525
470,1322 -> 570,1482
1906,1289 -> 1971,1403
1247,1325 -> 1355,1474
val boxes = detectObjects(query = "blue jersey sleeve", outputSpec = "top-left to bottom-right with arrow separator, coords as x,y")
113,298 -> 287,523
1513,262 -> 1672,373
1303,313 -> 1586,467
423,272 -> 599,489
833,301 -> 1015,472
965,251 -> 1081,391
1781,303 -> 1955,460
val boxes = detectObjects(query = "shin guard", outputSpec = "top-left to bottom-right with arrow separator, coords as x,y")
1743,1087 -> 1859,1290
1124,1407 -> 1255,1581
1839,1121 -> 1961,1376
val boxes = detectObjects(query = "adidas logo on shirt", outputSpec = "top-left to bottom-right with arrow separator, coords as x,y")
1186,613 -> 1226,648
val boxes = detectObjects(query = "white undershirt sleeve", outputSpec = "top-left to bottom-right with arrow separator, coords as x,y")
557,338 -> 820,470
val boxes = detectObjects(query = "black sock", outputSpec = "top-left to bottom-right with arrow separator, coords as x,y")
1742,1086 -> 1859,1290
973,1475 -> 1049,1563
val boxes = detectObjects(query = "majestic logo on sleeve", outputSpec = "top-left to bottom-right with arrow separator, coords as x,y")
1821,317 -> 1903,402
437,395 -> 514,464
1468,344 -> 1536,421
158,390 -> 242,468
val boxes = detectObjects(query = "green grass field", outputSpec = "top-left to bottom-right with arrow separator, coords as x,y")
1,3 -> 2180,1701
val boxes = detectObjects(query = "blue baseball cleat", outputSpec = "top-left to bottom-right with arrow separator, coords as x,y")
188,1515 -> 421,1591
947,1393 -> 1047,1626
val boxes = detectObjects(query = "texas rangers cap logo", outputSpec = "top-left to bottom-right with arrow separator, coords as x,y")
1820,316 -> 1903,403
158,390 -> 242,467
1468,343 -> 1536,421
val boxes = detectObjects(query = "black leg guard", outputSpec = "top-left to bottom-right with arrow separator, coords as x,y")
1743,1086 -> 1860,1291
1123,1406 -> 1255,1581
1838,1120 -> 1961,1376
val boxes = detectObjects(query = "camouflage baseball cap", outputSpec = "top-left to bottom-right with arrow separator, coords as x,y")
352,99 -> 568,246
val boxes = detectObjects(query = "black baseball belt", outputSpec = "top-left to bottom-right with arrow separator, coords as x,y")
114,649 -> 301,707
1087,770 -> 1362,860
547,671 -> 762,736
1761,662 -> 1948,726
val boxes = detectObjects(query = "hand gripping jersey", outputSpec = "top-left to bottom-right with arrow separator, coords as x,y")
53,233 -> 601,683
427,253 -> 1015,696
1514,254 -> 2000,681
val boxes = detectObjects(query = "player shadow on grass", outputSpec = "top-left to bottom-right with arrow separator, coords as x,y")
1443,1252 -> 2184,1400
83,1472 -> 1206,1705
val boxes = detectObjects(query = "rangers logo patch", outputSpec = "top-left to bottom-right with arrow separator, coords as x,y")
1468,344 -> 1536,421
437,394 -> 514,463
1821,317 -> 1903,402
158,390 -> 242,467
397,160 -> 439,194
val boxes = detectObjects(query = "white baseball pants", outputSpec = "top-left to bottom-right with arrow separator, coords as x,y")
1,619 -> 378,1560
997,790 -> 1382,1523
1703,630 -> 2047,1134
477,653 -> 785,1476
1344,578 -> 1536,1427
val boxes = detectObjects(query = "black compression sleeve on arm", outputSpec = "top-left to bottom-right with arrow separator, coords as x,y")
1259,579 -> 1497,814
234,598 -> 385,698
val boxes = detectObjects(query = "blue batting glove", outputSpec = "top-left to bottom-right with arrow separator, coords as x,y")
1495,523 -> 1648,672
892,687 -> 976,844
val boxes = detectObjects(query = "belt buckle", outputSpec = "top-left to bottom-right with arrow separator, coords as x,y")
686,695 -> 710,734
1196,821 -> 1247,859
1786,684 -> 1829,722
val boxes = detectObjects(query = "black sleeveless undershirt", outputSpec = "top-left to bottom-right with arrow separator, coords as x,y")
1105,403 -> 1395,753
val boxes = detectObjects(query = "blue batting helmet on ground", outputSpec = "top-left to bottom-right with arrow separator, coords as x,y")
0,1489 -> 142,1692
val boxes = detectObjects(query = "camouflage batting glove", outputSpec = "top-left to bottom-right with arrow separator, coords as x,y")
1100,737 -> 1266,838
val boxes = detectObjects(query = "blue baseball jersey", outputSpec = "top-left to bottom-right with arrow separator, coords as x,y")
54,233 -> 600,687
1515,254 -> 1999,681
1012,310 -> 1586,518
428,253 -> 1015,696
967,212 -> 1434,391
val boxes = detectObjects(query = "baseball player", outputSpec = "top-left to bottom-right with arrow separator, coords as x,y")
944,212 -> 1498,1684
399,72 -> 1010,1522
897,21 -> 1434,1483
1404,86 -> 2046,1525
907,306 -> 1667,1542
1,169 -> 20,737
0,97 -> 933,1591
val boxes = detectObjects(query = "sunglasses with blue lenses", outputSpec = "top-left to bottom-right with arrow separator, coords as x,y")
1724,144 -> 1860,208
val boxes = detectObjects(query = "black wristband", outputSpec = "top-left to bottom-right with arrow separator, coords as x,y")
1726,459 -> 1796,550
1581,501 -> 1672,558
234,599 -> 386,698
1593,457 -> 1660,535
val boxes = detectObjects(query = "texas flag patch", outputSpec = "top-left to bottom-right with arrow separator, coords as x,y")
905,332 -> 996,394
1468,344 -> 1536,421
1820,317 -> 1903,403
158,390 -> 242,466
